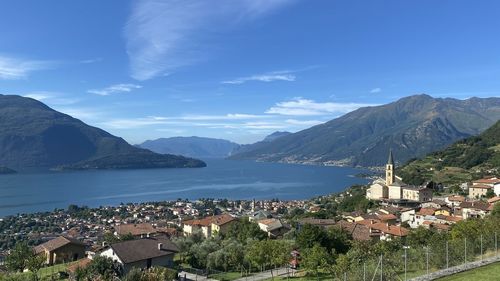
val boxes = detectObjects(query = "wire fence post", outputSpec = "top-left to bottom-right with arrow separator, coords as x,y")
363,262 -> 366,281
496,232 -> 498,257
380,254 -> 383,281
426,246 -> 429,275
480,235 -> 483,261
446,241 -> 449,269
464,238 -> 467,267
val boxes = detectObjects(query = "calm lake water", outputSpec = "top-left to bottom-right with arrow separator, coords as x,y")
0,159 -> 369,217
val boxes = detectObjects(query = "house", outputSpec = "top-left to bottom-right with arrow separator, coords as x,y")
445,195 -> 465,208
248,210 -> 272,222
469,185 -> 493,199
34,236 -> 86,265
100,237 -> 178,275
367,222 -> 409,241
459,201 -> 491,219
182,214 -> 236,238
473,177 -> 500,196
333,221 -> 380,241
258,218 -> 285,238
402,187 -> 433,202
114,223 -> 157,238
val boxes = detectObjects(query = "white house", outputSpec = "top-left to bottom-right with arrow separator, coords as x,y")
99,238 -> 178,275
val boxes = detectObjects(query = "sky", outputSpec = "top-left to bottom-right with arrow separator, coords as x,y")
1,1 -> 500,144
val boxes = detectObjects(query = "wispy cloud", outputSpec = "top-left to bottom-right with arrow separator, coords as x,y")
266,97 -> 375,116
124,0 -> 294,80
222,71 -> 296,84
80,58 -> 103,64
0,55 -> 55,80
22,91 -> 80,106
370,87 -> 382,93
88,83 -> 142,96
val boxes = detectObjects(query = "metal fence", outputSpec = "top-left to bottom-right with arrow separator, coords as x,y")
338,233 -> 499,281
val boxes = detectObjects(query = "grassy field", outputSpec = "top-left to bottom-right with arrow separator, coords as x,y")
437,262 -> 500,280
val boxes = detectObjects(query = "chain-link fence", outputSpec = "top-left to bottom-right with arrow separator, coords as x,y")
337,233 -> 499,281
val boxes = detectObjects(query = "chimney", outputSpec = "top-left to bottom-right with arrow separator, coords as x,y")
370,219 -> 374,225
386,222 -> 389,228
158,243 -> 163,250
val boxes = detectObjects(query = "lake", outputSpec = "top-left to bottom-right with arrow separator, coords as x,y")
0,159 -> 369,217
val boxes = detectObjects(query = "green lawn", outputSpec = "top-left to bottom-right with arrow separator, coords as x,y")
437,262 -> 500,281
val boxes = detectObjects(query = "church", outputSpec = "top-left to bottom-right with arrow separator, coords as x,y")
366,150 -> 433,203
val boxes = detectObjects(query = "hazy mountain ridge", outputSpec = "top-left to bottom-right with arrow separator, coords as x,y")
231,131 -> 292,155
0,95 -> 206,170
229,94 -> 500,166
139,136 -> 240,158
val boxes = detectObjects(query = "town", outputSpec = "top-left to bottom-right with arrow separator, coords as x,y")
0,151 -> 499,280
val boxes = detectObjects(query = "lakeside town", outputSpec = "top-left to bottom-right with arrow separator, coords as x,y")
0,151 -> 499,280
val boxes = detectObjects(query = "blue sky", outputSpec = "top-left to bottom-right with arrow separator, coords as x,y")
1,1 -> 500,144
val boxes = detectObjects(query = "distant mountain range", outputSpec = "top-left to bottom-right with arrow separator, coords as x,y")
399,120 -> 500,185
139,136 -> 240,158
229,94 -> 500,167
231,131 -> 292,155
139,132 -> 292,159
0,95 -> 206,170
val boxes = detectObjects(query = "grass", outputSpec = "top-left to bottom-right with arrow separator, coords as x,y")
436,262 -> 500,281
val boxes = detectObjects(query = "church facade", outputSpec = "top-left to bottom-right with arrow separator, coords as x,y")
366,150 -> 432,203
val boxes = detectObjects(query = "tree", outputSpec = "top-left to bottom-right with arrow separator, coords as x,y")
491,202 -> 500,218
87,256 -> 118,279
301,244 -> 332,280
5,242 -> 32,272
296,224 -> 326,250
26,253 -> 46,281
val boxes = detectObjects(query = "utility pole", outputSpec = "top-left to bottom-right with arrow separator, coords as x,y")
403,246 -> 410,281
496,232 -> 498,257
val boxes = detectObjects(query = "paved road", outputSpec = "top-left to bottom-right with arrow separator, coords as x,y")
233,267 -> 293,281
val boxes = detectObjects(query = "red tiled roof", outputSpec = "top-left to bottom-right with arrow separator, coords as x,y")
115,223 -> 156,236
474,178 -> 500,184
370,223 -> 409,237
183,214 -> 235,227
418,208 -> 437,216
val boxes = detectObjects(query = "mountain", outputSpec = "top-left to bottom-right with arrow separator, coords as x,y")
230,131 -> 291,155
0,95 -> 206,170
263,131 -> 292,142
139,136 -> 240,158
230,94 -> 500,167
399,120 -> 500,185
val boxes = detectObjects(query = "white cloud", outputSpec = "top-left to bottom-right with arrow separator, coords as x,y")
18,91 -> 80,106
88,83 -> 142,96
266,98 -> 375,116
124,0 -> 293,80
80,58 -> 103,64
0,55 -> 54,80
285,119 -> 324,126
370,87 -> 382,93
222,72 -> 296,84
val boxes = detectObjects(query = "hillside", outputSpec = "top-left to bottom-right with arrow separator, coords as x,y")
399,121 -> 500,186
139,136 -> 239,158
230,94 -> 500,167
230,131 -> 291,155
0,95 -> 206,170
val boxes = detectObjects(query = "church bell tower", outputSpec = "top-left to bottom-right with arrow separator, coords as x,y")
386,150 -> 395,186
